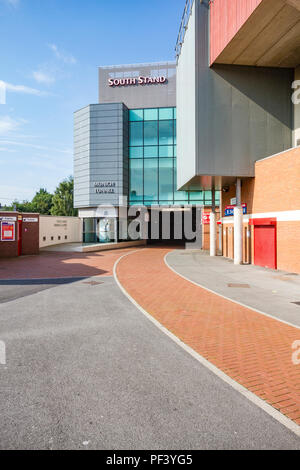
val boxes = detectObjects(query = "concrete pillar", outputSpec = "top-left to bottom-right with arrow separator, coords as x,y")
210,187 -> 216,256
210,211 -> 216,257
234,178 -> 243,265
236,177 -> 242,206
293,67 -> 300,147
113,218 -> 118,242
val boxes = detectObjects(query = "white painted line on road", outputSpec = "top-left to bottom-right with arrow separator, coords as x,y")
0,275 -> 113,282
113,249 -> 300,438
164,252 -> 300,331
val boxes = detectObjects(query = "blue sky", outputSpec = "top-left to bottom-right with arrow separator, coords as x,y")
0,0 -> 184,205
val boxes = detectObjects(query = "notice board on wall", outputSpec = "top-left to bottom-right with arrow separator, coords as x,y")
1,221 -> 15,241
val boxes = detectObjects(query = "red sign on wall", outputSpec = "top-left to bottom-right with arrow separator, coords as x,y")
202,212 -> 211,225
1,222 -> 15,241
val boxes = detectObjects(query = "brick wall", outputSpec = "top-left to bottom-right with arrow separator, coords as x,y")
202,208 -> 221,251
253,147 -> 300,213
223,147 -> 300,215
277,221 -> 300,273
221,147 -> 300,272
0,212 -> 39,258
0,212 -> 19,258
22,213 -> 39,255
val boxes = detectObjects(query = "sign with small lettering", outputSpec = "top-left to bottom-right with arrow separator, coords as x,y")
108,76 -> 167,87
225,204 -> 247,217
23,218 -> 38,223
94,182 -> 117,194
202,212 -> 211,225
0,216 -> 17,222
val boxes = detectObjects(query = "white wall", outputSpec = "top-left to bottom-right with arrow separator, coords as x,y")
176,1 -> 197,190
39,216 -> 82,248
294,66 -> 300,147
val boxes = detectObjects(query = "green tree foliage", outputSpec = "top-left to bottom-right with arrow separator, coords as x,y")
1,178 -> 77,216
11,200 -> 35,213
31,188 -> 53,214
50,176 -> 78,217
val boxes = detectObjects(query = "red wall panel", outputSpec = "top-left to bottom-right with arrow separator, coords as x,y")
253,225 -> 277,270
210,0 -> 263,65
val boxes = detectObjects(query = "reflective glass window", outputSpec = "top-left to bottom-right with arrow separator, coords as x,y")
144,108 -> 158,121
159,146 -> 173,158
130,147 -> 143,159
129,109 -> 143,121
174,121 -> 177,145
144,121 -> 158,146
189,191 -> 204,201
159,120 -> 173,145
204,191 -> 212,204
144,159 -> 158,201
159,159 -> 174,201
144,146 -> 158,158
144,201 -> 158,206
159,108 -> 173,120
130,160 -> 143,201
129,122 -> 143,146
174,191 -> 189,202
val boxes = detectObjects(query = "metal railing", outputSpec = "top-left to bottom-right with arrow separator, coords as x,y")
175,0 -> 213,60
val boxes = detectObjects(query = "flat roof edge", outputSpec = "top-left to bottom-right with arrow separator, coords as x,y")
98,61 -> 176,69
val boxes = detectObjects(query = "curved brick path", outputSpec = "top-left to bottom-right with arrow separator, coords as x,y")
0,248 -> 135,280
116,247 -> 300,426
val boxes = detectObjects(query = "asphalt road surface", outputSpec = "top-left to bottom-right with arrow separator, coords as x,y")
0,276 -> 299,450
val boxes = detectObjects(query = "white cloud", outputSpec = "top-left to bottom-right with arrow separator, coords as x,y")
48,43 -> 77,65
0,80 -> 48,96
4,0 -> 19,7
0,147 -> 16,152
32,70 -> 55,85
0,185 -> 34,203
0,138 -> 72,155
0,116 -> 20,135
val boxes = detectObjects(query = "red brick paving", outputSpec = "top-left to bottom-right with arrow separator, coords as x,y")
116,247 -> 300,427
0,248 -> 135,279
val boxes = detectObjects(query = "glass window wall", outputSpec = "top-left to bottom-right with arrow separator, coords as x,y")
129,107 -> 220,206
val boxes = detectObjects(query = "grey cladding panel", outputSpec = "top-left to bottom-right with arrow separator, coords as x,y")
177,1 -> 293,189
74,103 -> 129,209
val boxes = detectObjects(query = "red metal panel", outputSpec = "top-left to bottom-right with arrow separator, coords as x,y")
249,218 -> 276,226
253,220 -> 277,270
17,219 -> 22,256
210,0 -> 263,65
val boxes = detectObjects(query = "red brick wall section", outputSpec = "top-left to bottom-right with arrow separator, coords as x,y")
253,147 -> 300,213
21,213 -> 40,255
222,179 -> 255,216
277,221 -> 300,273
202,208 -> 221,251
0,212 -> 40,257
221,147 -> 300,272
0,212 -> 19,258
224,147 -> 300,214
222,147 -> 300,215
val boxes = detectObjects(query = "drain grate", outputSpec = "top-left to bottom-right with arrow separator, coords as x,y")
83,281 -> 104,286
227,283 -> 250,288
291,301 -> 300,306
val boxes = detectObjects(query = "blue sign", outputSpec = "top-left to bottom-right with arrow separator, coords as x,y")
225,204 -> 247,217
